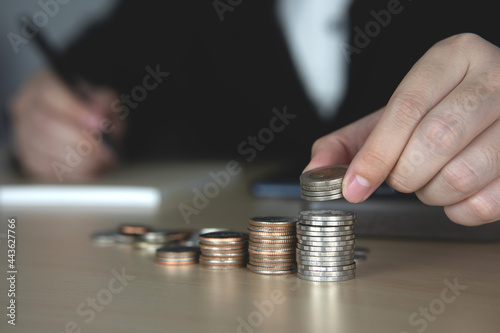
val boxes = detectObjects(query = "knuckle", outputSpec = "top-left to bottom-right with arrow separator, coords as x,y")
386,173 -> 416,193
359,149 -> 393,179
440,158 -> 481,195
390,92 -> 429,127
419,115 -> 465,156
449,85 -> 484,113
440,33 -> 481,53
469,193 -> 500,223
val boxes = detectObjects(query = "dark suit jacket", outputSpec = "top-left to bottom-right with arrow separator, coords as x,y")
64,0 -> 499,169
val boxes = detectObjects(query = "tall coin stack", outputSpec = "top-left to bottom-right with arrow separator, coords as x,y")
198,231 -> 249,269
296,210 -> 356,281
247,217 -> 298,275
299,165 -> 347,201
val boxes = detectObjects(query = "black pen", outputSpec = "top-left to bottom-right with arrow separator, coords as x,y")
29,24 -> 119,154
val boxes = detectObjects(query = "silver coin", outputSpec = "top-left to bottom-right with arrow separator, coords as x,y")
297,263 -> 356,271
297,259 -> 354,266
297,231 -> 354,238
297,268 -> 356,276
249,257 -> 296,263
299,165 -> 347,186
247,226 -> 296,232
297,272 -> 355,282
91,230 -> 119,244
135,241 -> 169,251
299,219 -> 355,227
300,188 -> 342,196
199,257 -> 246,264
297,239 -> 356,247
300,184 -> 342,191
296,253 -> 354,261
249,234 -> 296,240
297,269 -> 356,277
297,234 -> 355,242
114,234 -> 137,244
139,230 -> 170,243
247,266 -> 296,275
297,223 -> 354,231
200,251 -> 248,257
155,257 -> 198,263
297,244 -> 355,252
301,193 -> 344,201
299,210 -> 356,221
296,249 -> 354,257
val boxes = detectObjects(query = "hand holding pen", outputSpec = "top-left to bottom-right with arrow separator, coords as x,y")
7,30 -> 126,182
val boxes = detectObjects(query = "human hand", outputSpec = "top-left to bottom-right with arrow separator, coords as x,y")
304,33 -> 500,226
8,70 -> 125,182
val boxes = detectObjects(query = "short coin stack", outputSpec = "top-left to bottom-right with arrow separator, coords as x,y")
299,165 -> 347,201
247,217 -> 298,275
296,210 -> 356,282
198,231 -> 249,269
155,245 -> 200,266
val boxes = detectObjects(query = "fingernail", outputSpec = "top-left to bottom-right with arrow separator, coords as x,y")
344,174 -> 371,203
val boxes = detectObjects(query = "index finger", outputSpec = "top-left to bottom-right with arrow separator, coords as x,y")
342,34 -> 472,203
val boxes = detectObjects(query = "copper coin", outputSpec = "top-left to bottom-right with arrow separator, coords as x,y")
248,216 -> 298,228
249,234 -> 297,241
247,228 -> 296,236
199,231 -> 248,243
199,243 -> 247,250
199,255 -> 247,262
247,263 -> 296,274
248,238 -> 296,244
119,224 -> 152,236
249,256 -> 296,264
249,248 -> 295,256
155,260 -> 198,266
247,226 -> 296,233
249,242 -> 296,249
200,251 -> 248,258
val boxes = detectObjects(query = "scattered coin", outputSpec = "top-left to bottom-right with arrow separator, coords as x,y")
119,224 -> 152,236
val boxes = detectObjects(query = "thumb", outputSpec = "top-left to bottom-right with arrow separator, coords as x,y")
303,108 -> 384,173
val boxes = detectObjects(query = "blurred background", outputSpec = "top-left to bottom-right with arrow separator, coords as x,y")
0,0 -> 120,177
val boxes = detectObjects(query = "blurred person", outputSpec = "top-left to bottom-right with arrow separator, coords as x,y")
6,0 -> 500,225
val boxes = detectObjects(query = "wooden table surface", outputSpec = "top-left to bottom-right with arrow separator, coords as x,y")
1,160 -> 499,333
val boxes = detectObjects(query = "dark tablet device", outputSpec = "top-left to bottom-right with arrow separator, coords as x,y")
251,171 -> 500,241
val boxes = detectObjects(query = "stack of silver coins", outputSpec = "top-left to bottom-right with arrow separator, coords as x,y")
299,165 -> 347,201
155,245 -> 200,266
296,210 -> 356,282
247,217 -> 298,275
198,231 -> 249,269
